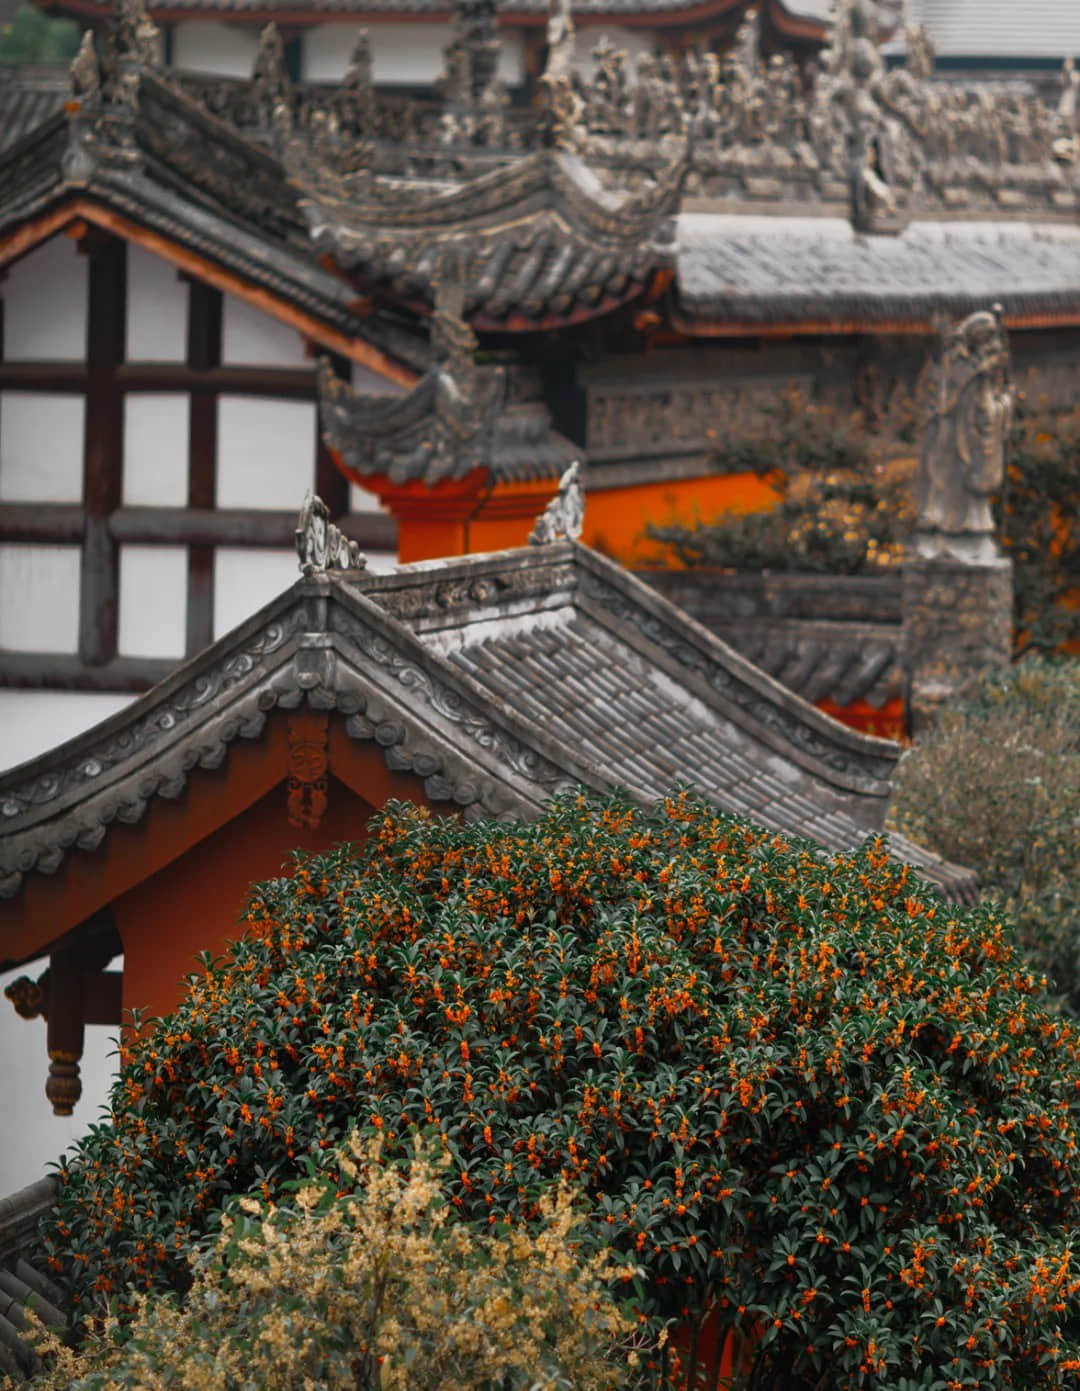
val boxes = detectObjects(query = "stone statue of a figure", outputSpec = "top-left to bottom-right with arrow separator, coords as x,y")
913,305 -> 1014,563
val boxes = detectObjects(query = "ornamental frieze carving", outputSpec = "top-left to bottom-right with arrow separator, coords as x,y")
586,376 -> 813,462
286,712 -> 330,830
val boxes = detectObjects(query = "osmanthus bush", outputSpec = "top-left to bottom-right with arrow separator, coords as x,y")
27,1137 -> 636,1391
45,793 -> 1080,1390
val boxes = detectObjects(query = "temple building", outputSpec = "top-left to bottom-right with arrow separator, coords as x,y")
3,0 -> 1079,747
26,0 -> 828,87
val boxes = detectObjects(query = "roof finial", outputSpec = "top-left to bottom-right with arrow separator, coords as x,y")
528,461 -> 585,545
296,491 -> 367,575
539,0 -> 582,149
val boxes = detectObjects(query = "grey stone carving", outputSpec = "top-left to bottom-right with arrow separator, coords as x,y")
912,305 -> 1014,564
528,461 -> 585,544
295,491 -> 367,575
539,0 -> 581,151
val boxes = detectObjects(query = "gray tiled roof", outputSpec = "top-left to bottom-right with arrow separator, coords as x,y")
675,214 -> 1080,325
0,71 -> 426,373
640,571 -> 904,710
0,1178 -> 67,1384
0,68 -> 67,156
444,607 -> 889,848
0,542 -> 976,915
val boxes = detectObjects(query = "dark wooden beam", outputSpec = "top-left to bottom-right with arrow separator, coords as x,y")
116,363 -> 318,397
109,506 -> 396,549
0,363 -> 88,391
315,353 -> 350,519
0,652 -> 175,691
79,237 -> 126,667
186,281 -> 222,656
0,504 -> 86,543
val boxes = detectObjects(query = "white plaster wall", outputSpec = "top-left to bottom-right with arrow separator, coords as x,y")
213,547 -> 300,638
126,244 -> 188,363
2,236 -> 88,362
216,396 -> 316,509
574,25 -> 656,79
222,295 -> 309,369
118,545 -> 188,659
123,394 -> 190,507
303,21 -> 523,86
0,691 -> 134,773
172,20 -> 260,77
0,966 -> 120,1196
0,393 -> 85,502
363,550 -> 398,574
348,482 -> 385,513
0,545 -> 81,653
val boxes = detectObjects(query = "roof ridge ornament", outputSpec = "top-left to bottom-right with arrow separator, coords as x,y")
539,0 -> 582,151
295,491 -> 367,575
528,461 -> 585,545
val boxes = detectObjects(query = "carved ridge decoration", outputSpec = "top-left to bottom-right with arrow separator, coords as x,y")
369,559 -> 577,622
577,568 -> 898,792
329,605 -> 578,795
0,608 -> 306,829
0,585 -> 575,899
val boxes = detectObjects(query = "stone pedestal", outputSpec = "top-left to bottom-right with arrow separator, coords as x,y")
902,554 -> 1013,731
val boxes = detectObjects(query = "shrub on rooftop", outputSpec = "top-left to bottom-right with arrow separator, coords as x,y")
45,792 -> 1080,1389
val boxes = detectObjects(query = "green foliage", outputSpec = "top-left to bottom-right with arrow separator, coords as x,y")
1000,411 -> 1080,655
645,403 -> 1080,657
26,1137 -> 636,1391
646,468 -> 911,575
890,657 -> 1080,1015
45,793 -> 1080,1390
0,5 -> 80,64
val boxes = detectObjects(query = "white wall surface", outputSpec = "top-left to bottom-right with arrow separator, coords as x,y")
213,546 -> 300,638
126,244 -> 188,363
2,236 -> 88,362
222,295 -> 310,369
118,545 -> 188,659
216,396 -> 316,509
0,393 -> 85,502
0,966 -> 120,1197
172,19 -> 259,76
0,690 -> 134,773
0,545 -> 81,653
123,394 -> 190,507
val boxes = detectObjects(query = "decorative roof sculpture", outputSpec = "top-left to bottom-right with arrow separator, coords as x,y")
528,461 -> 585,544
912,305 -> 1014,564
295,491 -> 368,575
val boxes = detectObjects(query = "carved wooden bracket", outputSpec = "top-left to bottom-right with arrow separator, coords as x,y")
4,973 -> 47,1020
287,711 -> 330,830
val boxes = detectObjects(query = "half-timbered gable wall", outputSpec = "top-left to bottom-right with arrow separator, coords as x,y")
0,230 -> 398,772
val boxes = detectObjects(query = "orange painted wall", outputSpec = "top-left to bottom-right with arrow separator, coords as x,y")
111,774 -> 379,1023
6,715 -> 441,1026
582,471 -> 780,567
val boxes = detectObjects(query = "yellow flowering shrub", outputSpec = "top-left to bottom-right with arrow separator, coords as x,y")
24,1135 -> 637,1391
